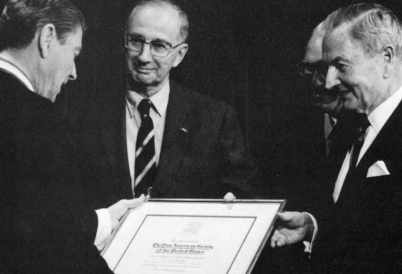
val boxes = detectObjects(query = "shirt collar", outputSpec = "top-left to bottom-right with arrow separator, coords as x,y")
368,84 -> 402,134
126,80 -> 170,118
0,54 -> 34,92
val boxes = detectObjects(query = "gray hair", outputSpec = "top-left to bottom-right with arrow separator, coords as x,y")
128,0 -> 189,42
326,2 -> 402,58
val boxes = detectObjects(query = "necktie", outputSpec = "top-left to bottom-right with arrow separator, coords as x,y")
325,118 -> 337,156
134,99 -> 156,197
349,114 -> 370,171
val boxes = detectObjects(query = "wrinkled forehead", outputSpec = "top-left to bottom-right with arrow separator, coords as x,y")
126,4 -> 181,40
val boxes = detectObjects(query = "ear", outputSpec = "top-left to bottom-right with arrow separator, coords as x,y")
38,23 -> 57,58
172,43 -> 189,68
383,45 -> 395,79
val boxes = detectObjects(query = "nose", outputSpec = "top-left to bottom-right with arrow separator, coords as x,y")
137,42 -> 153,63
325,66 -> 340,90
69,63 -> 77,81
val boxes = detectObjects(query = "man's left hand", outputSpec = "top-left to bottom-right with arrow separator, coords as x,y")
108,194 -> 145,230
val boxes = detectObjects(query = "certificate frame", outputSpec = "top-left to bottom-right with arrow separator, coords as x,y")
101,199 -> 286,274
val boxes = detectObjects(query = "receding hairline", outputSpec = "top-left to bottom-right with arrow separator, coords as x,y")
304,21 -> 326,59
324,7 -> 387,52
126,2 -> 184,41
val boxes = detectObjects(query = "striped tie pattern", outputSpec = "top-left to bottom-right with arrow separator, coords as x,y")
134,99 -> 156,197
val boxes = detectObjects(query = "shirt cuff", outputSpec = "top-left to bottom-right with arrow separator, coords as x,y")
302,212 -> 318,254
94,208 -> 112,250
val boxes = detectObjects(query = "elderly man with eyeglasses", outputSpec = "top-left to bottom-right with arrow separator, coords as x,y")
296,19 -> 362,193
76,0 -> 257,219
299,22 -> 343,116
298,20 -> 361,157
276,17 -> 363,262
272,19 -> 361,213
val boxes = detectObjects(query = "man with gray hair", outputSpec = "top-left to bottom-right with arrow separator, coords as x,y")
271,3 -> 402,272
78,0 -> 257,211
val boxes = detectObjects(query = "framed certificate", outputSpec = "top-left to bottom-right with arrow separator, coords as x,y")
101,199 -> 285,274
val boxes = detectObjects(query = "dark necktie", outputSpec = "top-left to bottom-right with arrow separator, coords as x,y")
134,99 -> 156,197
349,114 -> 370,171
326,117 -> 337,156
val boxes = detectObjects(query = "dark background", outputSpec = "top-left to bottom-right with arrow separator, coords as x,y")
54,0 -> 402,177
2,0 -> 401,180
2,1 -> 402,272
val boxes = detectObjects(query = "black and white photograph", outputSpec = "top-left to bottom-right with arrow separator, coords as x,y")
1,0 -> 402,273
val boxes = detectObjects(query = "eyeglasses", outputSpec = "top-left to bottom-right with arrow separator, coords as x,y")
124,34 -> 184,57
296,60 -> 328,80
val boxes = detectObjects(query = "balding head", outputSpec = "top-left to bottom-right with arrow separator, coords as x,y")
304,22 -> 326,63
301,20 -> 342,114
127,0 -> 189,43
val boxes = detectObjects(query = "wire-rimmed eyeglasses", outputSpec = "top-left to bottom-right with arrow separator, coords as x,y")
296,60 -> 328,80
124,34 -> 184,57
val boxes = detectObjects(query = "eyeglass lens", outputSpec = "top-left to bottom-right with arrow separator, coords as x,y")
125,36 -> 172,57
298,60 -> 328,79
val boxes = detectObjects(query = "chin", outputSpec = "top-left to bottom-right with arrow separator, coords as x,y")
132,74 -> 156,85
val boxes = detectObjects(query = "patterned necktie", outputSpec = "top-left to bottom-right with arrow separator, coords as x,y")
349,114 -> 370,171
134,99 -> 156,197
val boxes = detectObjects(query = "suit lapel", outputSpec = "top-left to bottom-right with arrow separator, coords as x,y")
356,100 -> 402,178
101,89 -> 132,191
154,82 -> 194,196
338,100 -> 402,203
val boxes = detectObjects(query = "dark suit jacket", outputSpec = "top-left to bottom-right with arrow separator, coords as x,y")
257,110 -> 357,274
78,80 -> 257,210
0,71 -> 113,274
313,101 -> 402,273
272,110 -> 357,212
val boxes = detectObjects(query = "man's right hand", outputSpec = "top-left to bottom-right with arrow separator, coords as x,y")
270,211 -> 314,248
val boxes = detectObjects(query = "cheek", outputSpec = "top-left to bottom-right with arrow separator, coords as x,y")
156,59 -> 173,74
125,52 -> 137,65
125,55 -> 133,67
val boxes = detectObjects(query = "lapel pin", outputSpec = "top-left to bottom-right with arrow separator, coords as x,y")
180,128 -> 188,133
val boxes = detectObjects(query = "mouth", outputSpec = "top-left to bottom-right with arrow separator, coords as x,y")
135,67 -> 154,74
311,94 -> 338,106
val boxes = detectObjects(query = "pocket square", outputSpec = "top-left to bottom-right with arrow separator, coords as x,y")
367,160 -> 390,178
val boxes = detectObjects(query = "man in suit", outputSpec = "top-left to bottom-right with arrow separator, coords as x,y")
0,0 -> 144,273
274,20 -> 358,213
78,0 -> 257,210
296,20 -> 362,210
271,3 -> 402,272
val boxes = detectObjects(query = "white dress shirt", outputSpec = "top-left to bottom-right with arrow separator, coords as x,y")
332,85 -> 402,202
0,54 -> 34,91
126,81 -> 170,194
305,85 -> 402,254
0,53 -> 112,248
